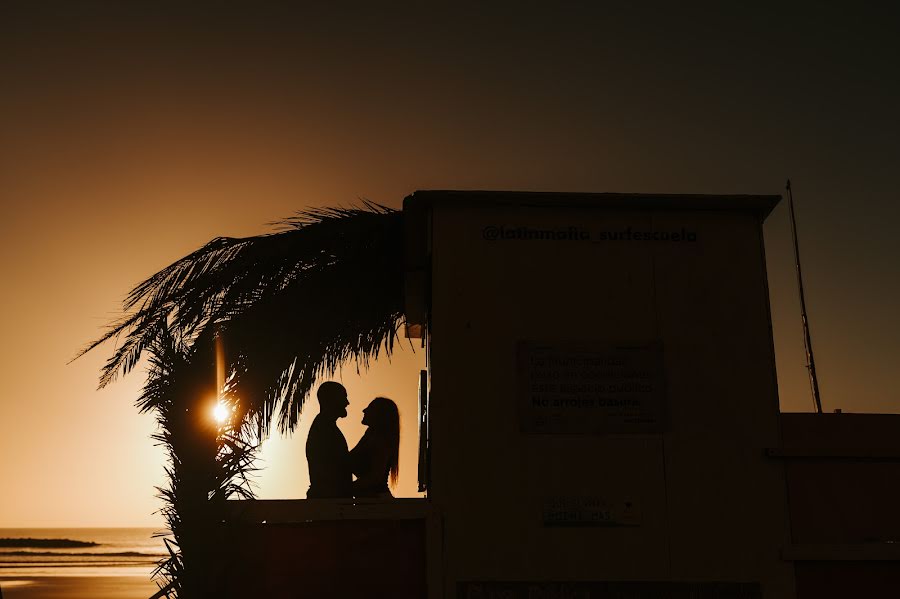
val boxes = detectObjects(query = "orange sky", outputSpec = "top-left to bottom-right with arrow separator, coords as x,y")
1,3 -> 898,527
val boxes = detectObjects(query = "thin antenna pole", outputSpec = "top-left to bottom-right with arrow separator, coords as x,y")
786,179 -> 824,414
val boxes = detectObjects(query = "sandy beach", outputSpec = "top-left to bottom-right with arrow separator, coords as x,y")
0,576 -> 161,599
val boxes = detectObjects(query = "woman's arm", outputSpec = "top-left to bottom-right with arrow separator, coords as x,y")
349,433 -> 370,477
351,437 -> 390,491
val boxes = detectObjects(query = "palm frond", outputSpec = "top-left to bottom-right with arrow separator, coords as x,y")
81,202 -> 405,434
79,202 -> 401,377
220,212 -> 405,433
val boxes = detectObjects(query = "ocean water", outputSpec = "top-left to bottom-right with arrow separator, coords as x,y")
0,528 -> 166,577
0,528 -> 166,598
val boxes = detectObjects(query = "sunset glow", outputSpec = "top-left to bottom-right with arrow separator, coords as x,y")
1,2 -> 897,539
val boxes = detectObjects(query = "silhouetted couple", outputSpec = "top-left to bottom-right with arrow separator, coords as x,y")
306,381 -> 399,499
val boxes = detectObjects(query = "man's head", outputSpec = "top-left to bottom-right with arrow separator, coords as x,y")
316,381 -> 349,419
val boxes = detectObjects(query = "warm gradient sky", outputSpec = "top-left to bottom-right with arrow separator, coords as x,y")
1,3 -> 897,527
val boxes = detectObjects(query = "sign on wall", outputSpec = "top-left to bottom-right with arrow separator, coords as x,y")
517,341 -> 666,434
542,496 -> 641,527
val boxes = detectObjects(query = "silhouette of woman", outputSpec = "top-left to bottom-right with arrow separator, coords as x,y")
350,397 -> 399,498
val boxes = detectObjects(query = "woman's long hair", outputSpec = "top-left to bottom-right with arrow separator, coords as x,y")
367,396 -> 400,489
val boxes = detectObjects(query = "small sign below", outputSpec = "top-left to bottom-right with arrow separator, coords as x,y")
542,496 -> 641,527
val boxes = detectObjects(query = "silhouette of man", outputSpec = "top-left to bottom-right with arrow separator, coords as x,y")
306,381 -> 352,499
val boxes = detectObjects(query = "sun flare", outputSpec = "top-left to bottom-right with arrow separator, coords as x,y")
213,401 -> 230,424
